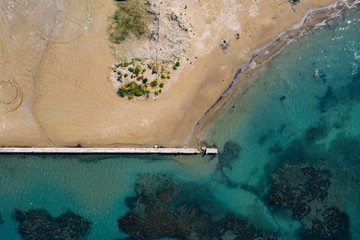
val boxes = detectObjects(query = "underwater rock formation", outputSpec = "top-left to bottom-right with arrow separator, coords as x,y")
304,206 -> 351,240
270,164 -> 350,239
118,174 -> 277,240
270,164 -> 330,217
218,141 -> 241,171
15,209 -> 91,240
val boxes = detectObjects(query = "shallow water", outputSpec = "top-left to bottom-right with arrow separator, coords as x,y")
1,4 -> 360,240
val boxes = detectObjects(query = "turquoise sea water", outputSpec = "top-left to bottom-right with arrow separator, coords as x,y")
1,4 -> 360,240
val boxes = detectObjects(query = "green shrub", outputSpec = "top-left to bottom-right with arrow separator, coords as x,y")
139,84 -> 146,90
134,66 -> 141,75
161,74 -> 166,79
128,67 -> 134,72
124,73 -> 128,77
159,83 -> 164,88
175,61 -> 180,67
128,95 -> 134,100
143,78 -> 148,83
155,90 -> 159,95
134,88 -> 143,96
167,75 -> 171,79
142,69 -> 146,73
150,80 -> 158,87
117,88 -> 127,97
173,66 -> 177,70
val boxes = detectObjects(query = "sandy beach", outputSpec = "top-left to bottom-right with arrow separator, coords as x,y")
0,0 -> 341,147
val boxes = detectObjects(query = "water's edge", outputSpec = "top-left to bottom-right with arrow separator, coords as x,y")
190,0 -> 359,146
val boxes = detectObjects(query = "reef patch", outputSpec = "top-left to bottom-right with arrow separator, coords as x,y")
118,174 -> 277,240
14,209 -> 91,240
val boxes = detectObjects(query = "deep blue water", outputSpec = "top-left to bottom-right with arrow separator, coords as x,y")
1,4 -> 360,240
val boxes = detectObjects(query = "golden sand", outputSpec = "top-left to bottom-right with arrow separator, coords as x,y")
0,0 -> 338,147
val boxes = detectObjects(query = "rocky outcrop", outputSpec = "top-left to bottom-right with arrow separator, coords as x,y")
118,174 -> 277,240
15,209 -> 91,240
270,164 -> 350,239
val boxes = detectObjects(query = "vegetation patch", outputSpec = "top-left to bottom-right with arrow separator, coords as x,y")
112,58 -> 178,100
108,0 -> 151,44
117,81 -> 149,99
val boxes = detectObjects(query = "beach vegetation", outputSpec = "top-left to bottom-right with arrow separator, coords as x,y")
124,73 -> 128,77
175,61 -> 180,67
150,80 -> 158,87
173,66 -> 177,70
152,66 -> 159,74
108,0 -> 150,44
128,67 -> 134,72
167,75 -> 171,79
118,80 -> 148,99
159,83 -> 164,88
147,62 -> 154,69
161,74 -> 166,79
134,89 -> 143,96
143,78 -> 148,83
117,88 -> 127,97
134,66 -> 141,75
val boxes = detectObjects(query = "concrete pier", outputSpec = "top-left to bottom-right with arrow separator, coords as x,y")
0,147 -> 218,155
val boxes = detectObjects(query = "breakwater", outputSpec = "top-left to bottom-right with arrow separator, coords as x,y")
0,147 -> 218,154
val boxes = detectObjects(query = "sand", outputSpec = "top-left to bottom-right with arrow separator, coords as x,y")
0,0 -> 340,147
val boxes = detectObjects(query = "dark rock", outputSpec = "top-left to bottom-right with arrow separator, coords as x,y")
220,40 -> 230,49
270,164 -> 330,218
218,141 -> 241,170
15,209 -> 91,240
289,0 -> 300,5
269,163 -> 350,240
118,174 -> 278,240
305,207 -> 351,240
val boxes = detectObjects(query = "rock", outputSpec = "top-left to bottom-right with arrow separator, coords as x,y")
305,207 -> 351,240
118,174 -> 278,240
220,40 -> 230,49
269,163 -> 350,239
15,209 -> 91,240
218,141 -> 241,171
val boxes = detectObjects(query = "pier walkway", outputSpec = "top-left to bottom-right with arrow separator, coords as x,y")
0,147 -> 218,155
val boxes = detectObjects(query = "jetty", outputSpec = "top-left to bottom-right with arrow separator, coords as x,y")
0,147 -> 218,155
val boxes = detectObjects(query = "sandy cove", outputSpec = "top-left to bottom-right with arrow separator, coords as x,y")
0,0 -> 340,147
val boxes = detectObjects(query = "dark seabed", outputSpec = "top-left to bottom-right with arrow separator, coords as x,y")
1,3 -> 360,240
